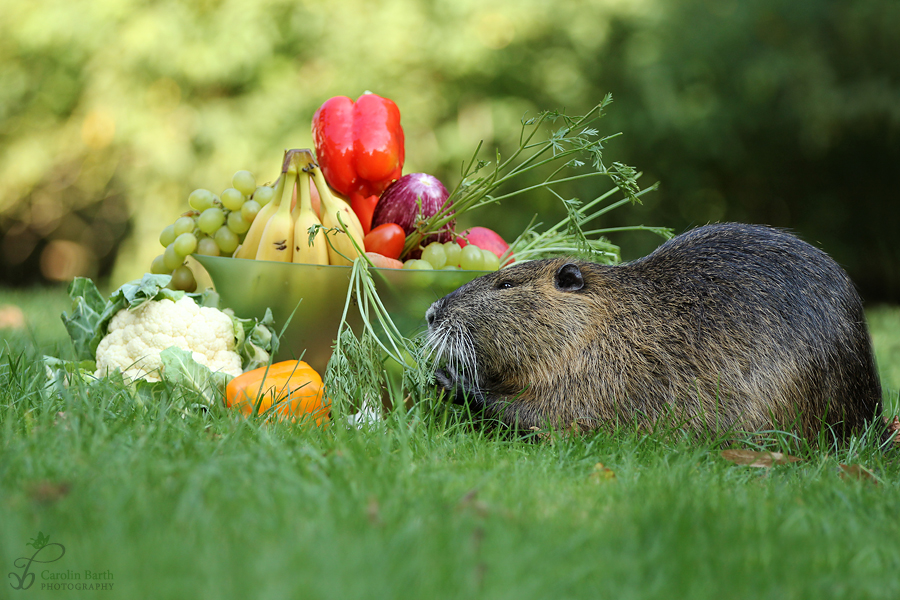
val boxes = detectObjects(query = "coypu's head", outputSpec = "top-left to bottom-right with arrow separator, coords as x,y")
425,258 -> 604,403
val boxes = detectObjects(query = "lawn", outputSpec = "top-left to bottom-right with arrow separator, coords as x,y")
1,287 -> 899,600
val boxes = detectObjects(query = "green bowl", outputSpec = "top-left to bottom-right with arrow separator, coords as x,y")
191,255 -> 488,374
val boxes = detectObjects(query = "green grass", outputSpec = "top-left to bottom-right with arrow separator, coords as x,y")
2,288 -> 900,600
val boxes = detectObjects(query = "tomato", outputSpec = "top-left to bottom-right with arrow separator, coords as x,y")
364,223 -> 406,260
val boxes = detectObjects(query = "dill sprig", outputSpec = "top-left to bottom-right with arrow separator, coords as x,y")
401,93 -> 668,259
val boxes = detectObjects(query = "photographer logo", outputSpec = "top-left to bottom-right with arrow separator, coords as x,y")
8,532 -> 114,592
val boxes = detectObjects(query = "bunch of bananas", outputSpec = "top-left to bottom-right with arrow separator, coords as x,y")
234,149 -> 365,266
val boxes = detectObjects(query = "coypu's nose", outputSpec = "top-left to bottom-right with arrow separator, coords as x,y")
426,302 -> 439,328
427,288 -> 459,328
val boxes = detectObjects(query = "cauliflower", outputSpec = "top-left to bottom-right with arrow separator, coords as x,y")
94,296 -> 243,382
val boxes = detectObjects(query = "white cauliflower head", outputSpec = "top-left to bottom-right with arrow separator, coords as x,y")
94,296 -> 243,382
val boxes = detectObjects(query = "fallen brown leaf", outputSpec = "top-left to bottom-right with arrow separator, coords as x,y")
885,415 -> 900,446
721,449 -> 801,468
366,496 -> 382,525
529,426 -> 552,443
457,489 -> 490,517
26,480 -> 72,504
588,462 -> 616,483
839,464 -> 879,484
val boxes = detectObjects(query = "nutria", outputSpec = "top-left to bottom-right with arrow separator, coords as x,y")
425,223 -> 883,440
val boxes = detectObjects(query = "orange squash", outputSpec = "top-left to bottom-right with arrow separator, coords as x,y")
225,360 -> 329,424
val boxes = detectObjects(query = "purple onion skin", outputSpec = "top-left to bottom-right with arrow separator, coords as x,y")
371,173 -> 455,248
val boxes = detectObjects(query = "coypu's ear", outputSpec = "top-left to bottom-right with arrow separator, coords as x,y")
554,263 -> 584,292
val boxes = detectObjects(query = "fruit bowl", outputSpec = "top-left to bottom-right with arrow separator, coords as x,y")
191,255 -> 489,374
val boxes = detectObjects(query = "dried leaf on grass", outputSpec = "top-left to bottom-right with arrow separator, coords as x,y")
366,496 -> 382,525
839,464 -> 879,484
721,449 -> 801,468
885,415 -> 900,445
26,480 -> 72,504
589,462 -> 616,483
456,489 -> 490,518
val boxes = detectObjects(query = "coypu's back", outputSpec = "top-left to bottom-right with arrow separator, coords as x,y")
426,222 -> 882,440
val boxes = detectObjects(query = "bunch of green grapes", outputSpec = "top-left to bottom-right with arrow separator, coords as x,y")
150,169 -> 274,291
402,241 -> 502,272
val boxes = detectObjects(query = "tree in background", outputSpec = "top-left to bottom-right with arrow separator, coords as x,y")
1,0 -> 897,300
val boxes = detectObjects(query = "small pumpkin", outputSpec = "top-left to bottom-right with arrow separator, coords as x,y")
225,360 -> 329,424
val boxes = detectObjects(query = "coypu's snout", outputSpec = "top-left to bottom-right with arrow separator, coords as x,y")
424,287 -> 483,404
425,301 -> 439,328
426,285 -> 462,329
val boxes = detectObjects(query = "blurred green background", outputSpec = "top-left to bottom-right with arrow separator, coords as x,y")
1,0 -> 898,302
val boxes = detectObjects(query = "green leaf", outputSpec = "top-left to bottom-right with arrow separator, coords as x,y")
232,307 -> 280,372
133,379 -> 170,410
109,273 -> 182,311
159,346 -> 229,407
60,277 -> 108,360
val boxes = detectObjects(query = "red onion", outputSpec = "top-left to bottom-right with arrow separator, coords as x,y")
371,173 -> 454,245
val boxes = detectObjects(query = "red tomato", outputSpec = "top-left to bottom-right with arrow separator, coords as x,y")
364,223 -> 406,260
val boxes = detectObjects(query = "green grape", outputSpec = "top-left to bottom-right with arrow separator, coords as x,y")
196,237 -> 221,256
440,265 -> 460,271
226,210 -> 251,234
173,232 -> 198,256
220,187 -> 245,211
443,242 -> 462,266
253,185 -> 275,206
232,170 -> 257,196
169,265 -> 197,292
150,254 -> 170,274
420,242 -> 447,269
163,243 -> 184,271
214,226 -> 239,255
159,224 -> 177,247
188,188 -> 215,211
197,207 -> 226,234
402,259 -> 434,270
173,216 -> 195,236
481,249 -> 501,272
241,199 -> 261,222
459,244 -> 485,270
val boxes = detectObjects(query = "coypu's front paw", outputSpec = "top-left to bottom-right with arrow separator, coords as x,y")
434,367 -> 465,405
434,365 -> 486,406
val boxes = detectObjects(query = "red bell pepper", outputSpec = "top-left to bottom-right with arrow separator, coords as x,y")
312,93 -> 405,234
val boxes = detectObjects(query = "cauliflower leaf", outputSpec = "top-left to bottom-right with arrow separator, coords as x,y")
53,274 -> 280,407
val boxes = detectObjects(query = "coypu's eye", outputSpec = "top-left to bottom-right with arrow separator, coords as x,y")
494,280 -> 515,290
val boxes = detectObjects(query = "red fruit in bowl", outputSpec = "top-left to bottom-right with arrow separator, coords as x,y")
364,223 -> 406,260
371,173 -> 454,245
458,226 -> 512,263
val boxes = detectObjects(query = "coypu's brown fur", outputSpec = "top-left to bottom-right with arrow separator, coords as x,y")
426,223 -> 882,439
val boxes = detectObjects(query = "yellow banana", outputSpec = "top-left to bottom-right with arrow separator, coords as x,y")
233,173 -> 285,259
308,163 -> 365,266
291,169 -> 328,265
255,170 -> 295,262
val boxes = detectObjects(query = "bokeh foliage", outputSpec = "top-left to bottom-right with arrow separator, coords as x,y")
1,0 -> 897,300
